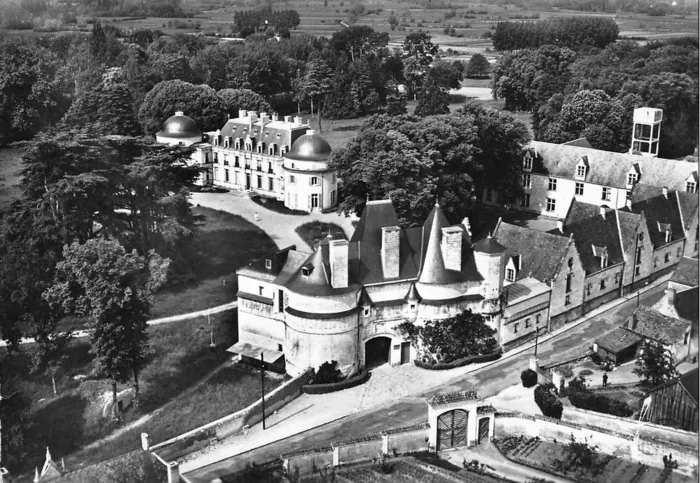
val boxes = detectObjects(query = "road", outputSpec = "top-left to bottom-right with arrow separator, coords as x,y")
184,282 -> 668,483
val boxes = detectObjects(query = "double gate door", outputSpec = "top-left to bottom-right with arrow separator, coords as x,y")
437,409 -> 468,451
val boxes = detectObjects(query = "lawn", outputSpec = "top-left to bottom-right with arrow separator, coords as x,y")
149,206 -> 277,318
1,310 -> 256,476
295,220 -> 348,249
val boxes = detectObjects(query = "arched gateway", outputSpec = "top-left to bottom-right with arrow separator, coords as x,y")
365,336 -> 392,368
427,390 -> 496,451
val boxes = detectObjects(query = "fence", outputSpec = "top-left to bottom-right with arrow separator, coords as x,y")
282,423 -> 430,475
152,368 -> 313,462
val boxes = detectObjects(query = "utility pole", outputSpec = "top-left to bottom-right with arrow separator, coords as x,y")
631,233 -> 640,307
534,327 -> 542,358
260,353 -> 266,430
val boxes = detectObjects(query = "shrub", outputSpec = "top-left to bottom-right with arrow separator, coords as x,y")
521,369 -> 538,388
558,365 -> 574,378
534,384 -> 563,419
312,361 -> 344,385
564,376 -> 634,417
579,369 -> 593,376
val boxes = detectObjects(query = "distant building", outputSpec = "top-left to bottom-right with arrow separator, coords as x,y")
155,110 -> 339,213
231,200 -> 506,377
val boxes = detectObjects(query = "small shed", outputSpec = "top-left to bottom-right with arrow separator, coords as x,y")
594,327 -> 643,365
426,390 -> 496,451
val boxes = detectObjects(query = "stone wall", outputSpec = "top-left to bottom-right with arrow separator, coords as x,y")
335,436 -> 383,465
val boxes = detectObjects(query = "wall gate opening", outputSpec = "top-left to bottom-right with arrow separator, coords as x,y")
436,409 -> 468,451
365,337 -> 391,368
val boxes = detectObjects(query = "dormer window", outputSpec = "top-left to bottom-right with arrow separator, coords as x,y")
234,139 -> 240,150
280,145 -> 287,155
301,265 -> 311,277
265,259 -> 272,269
665,230 -> 672,243
214,136 -> 219,146
268,144 -> 275,155
658,222 -> 671,243
627,172 -> 638,186
257,144 -> 263,154
245,141 -> 253,151
523,152 -> 533,171
576,165 -> 586,178
592,245 -> 608,269
224,136 -> 231,148
506,268 -> 515,282
687,181 -> 697,193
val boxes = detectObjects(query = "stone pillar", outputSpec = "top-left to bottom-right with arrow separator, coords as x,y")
381,432 -> 389,455
441,227 -> 463,271
332,446 -> 339,466
141,433 -> 150,451
167,462 -> 180,483
529,356 -> 539,371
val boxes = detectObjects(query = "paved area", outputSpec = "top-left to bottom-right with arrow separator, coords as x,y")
190,190 -> 358,251
442,442 -> 575,483
182,277 -> 677,481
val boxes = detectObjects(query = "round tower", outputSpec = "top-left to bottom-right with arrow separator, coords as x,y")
473,235 -> 506,302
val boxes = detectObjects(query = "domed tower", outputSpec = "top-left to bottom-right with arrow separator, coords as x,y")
156,111 -> 203,146
283,129 -> 338,213
282,237 -> 360,376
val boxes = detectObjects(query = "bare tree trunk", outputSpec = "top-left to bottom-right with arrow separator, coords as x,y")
51,372 -> 57,396
133,368 -> 140,408
318,98 -> 323,134
112,381 -> 119,420
310,97 -> 314,118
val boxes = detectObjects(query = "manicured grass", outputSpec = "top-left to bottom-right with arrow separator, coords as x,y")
295,221 -> 348,249
150,206 -> 277,318
3,311 -> 241,475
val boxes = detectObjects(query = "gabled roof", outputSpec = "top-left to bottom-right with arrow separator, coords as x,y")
493,220 -> 572,283
595,327 -> 643,354
627,306 -> 690,344
671,257 -> 699,288
628,193 -> 685,248
564,199 -> 602,226
526,141 -> 698,189
616,210 -> 645,254
563,137 -> 593,149
549,212 -> 624,275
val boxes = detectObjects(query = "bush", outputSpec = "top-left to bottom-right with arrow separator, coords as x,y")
521,369 -> 538,388
534,384 -> 563,419
302,368 -> 369,394
579,369 -> 593,376
558,365 -> 574,378
312,361 -> 344,385
563,376 -> 634,417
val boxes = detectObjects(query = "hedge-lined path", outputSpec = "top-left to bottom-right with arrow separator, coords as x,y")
0,301 -> 238,347
184,275 -> 673,482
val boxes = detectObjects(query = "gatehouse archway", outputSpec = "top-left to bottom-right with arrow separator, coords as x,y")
437,409 -> 468,451
365,336 -> 391,368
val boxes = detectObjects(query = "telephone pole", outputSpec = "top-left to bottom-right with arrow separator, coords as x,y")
260,353 -> 266,430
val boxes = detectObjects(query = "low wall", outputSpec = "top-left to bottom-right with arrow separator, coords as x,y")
302,368 -> 370,394
496,411 -> 698,474
282,423 -> 431,476
152,368 -> 313,461
414,349 -> 502,370
582,289 -> 620,316
549,305 -> 584,332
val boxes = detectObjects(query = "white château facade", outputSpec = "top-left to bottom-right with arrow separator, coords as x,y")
231,199 -> 507,377
155,110 -> 339,213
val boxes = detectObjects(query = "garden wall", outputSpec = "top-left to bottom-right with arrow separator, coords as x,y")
385,423 -> 430,454
281,447 -> 334,475
152,368 -> 313,461
496,411 -> 698,474
335,436 -> 383,465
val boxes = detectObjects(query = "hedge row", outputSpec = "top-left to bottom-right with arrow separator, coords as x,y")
568,388 -> 634,417
534,384 -> 563,420
414,348 -> 503,370
301,368 -> 370,394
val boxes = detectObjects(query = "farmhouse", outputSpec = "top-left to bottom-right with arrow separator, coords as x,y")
231,199 -> 506,377
156,110 -> 339,213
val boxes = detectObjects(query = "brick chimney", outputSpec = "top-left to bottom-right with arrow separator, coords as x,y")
294,116 -> 303,126
329,239 -> 349,289
441,226 -> 463,271
600,206 -> 607,219
381,226 -> 401,279
557,219 -> 564,233
666,286 -> 676,305
662,186 -> 668,199
238,109 -> 247,119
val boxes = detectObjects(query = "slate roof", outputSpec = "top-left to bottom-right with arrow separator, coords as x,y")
526,141 -> 699,189
676,191 -> 699,233
493,220 -> 572,283
274,250 -> 311,287
503,277 -> 551,306
428,390 -> 480,406
563,137 -> 594,149
418,204 -> 463,284
672,287 -> 699,324
564,199 -> 603,226
671,257 -> 699,288
237,245 -> 298,281
680,368 -> 699,405
617,210 -> 646,254
284,238 -> 359,297
549,211 -> 624,275
627,306 -> 690,344
473,235 -> 507,254
628,193 -> 685,248
215,117 -> 307,151
595,327 -> 642,353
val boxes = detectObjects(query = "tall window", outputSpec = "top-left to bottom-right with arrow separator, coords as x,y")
566,272 -> 573,293
575,182 -> 584,196
522,174 -> 531,188
234,155 -> 239,167
664,252 -> 670,263
546,198 -> 556,212
289,175 -> 296,184
514,323 -> 519,333
600,279 -> 606,290
521,194 -> 530,207
257,175 -> 262,189
687,181 -> 697,193
602,187 -> 611,201
330,190 -> 336,206
310,176 -> 319,186
268,177 -> 274,191
635,246 -> 643,265
224,169 -> 229,182
256,159 -> 262,171
223,156 -> 229,166
548,178 -> 557,191
213,152 -> 219,163
523,155 -> 533,171
525,318 -> 531,328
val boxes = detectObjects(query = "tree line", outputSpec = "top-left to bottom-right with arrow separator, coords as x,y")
491,38 -> 698,158
492,16 -> 619,51
233,5 -> 300,38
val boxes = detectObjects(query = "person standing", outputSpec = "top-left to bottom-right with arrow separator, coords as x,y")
603,372 -> 608,389
254,212 -> 260,222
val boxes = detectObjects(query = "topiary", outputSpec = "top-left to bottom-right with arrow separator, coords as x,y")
521,368 -> 538,388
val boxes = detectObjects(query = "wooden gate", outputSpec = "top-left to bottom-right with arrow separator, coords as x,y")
437,410 -> 468,450
478,417 -> 490,444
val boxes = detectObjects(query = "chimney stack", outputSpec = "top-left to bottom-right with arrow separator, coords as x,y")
294,116 -> 303,126
666,286 -> 676,305
557,219 -> 564,233
626,198 -> 632,209
462,217 -> 472,244
662,186 -> 668,199
284,115 -> 292,123
238,109 -> 247,119
441,226 -> 463,271
381,226 -> 401,279
329,239 -> 349,289
272,112 -> 279,121
600,206 -> 607,219
259,112 -> 269,126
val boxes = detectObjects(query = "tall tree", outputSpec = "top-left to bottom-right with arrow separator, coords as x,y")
633,339 -> 679,387
465,53 -> 490,78
217,88 -> 271,118
44,238 -> 169,414
293,59 -> 333,131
